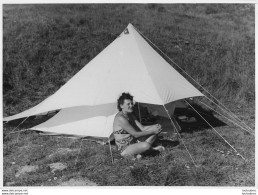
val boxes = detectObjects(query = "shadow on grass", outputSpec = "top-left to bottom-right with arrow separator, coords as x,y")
174,104 -> 227,134
155,138 -> 180,148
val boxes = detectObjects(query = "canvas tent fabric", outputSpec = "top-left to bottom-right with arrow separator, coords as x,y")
32,103 -> 117,138
4,23 -> 204,138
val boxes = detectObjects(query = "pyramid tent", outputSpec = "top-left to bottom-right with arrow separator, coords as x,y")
4,23 -> 204,138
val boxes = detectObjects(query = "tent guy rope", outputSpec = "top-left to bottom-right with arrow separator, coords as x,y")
162,105 -> 198,167
203,96 -> 253,133
13,116 -> 30,143
12,116 -> 30,132
137,102 -> 142,123
199,100 -> 254,136
185,100 -> 246,161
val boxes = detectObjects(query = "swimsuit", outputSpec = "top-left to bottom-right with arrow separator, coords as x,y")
113,113 -> 137,153
113,128 -> 136,153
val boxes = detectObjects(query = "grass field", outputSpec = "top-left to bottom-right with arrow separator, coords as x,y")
3,4 -> 255,186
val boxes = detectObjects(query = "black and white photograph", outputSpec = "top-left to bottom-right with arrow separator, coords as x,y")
2,2 -> 255,190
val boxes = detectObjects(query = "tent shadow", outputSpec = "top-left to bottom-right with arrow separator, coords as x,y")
141,149 -> 161,157
174,104 -> 227,134
137,102 -> 227,136
4,111 -> 59,130
156,139 -> 180,148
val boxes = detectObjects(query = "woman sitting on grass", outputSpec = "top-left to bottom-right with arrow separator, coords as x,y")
113,92 -> 165,159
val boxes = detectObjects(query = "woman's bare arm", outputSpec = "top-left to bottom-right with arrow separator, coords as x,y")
117,116 -> 160,138
134,120 -> 162,132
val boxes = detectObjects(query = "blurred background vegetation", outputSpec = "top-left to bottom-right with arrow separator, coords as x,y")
3,4 -> 255,117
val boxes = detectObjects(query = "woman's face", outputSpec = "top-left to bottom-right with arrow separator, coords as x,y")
120,99 -> 134,113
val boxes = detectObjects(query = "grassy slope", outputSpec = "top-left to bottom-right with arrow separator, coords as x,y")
3,4 -> 255,186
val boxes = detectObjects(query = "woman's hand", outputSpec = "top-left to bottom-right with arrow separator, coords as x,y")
155,124 -> 162,130
152,124 -> 162,134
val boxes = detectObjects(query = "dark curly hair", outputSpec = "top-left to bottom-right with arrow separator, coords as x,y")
117,92 -> 134,111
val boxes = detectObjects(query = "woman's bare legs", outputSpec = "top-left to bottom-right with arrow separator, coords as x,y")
121,142 -> 151,157
145,134 -> 157,145
121,135 -> 163,158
